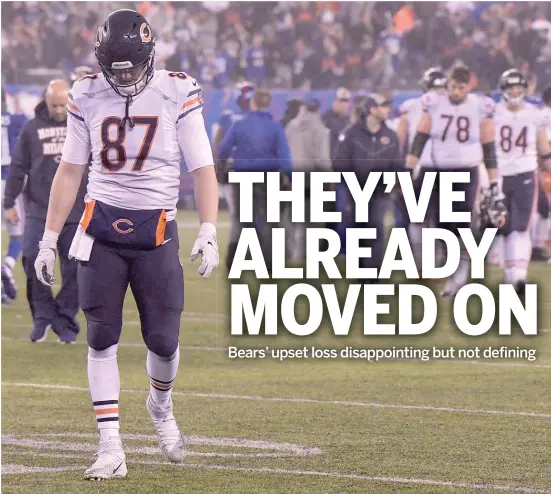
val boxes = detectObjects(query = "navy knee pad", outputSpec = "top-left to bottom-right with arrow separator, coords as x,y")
86,312 -> 123,351
141,310 -> 180,358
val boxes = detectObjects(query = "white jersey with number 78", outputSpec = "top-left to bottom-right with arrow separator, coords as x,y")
422,92 -> 495,169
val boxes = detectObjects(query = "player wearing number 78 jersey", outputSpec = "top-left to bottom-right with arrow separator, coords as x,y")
494,69 -> 551,293
32,9 -> 219,480
406,65 -> 507,297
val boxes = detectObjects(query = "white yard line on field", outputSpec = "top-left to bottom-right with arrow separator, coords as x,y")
1,453 -> 550,493
5,313 -> 223,328
0,336 -> 223,352
4,382 -> 550,419
2,464 -> 83,475
2,306 -> 230,319
6,432 -> 321,455
446,360 -> 551,369
2,433 -> 321,458
177,222 -> 230,229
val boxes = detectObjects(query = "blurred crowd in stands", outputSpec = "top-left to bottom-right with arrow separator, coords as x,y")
3,1 -> 551,92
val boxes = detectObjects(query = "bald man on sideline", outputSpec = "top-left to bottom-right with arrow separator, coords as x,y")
3,79 -> 88,343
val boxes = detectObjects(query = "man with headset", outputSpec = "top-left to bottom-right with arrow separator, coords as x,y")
333,93 -> 403,282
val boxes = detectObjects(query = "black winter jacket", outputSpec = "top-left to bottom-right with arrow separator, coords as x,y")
3,101 -> 88,224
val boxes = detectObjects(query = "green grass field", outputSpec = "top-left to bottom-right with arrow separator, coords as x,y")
2,211 -> 551,493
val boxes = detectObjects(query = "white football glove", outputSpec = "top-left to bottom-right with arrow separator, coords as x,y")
190,222 -> 219,279
35,230 -> 59,287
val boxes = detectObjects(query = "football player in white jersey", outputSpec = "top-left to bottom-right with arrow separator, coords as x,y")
33,10 -> 219,480
397,68 -> 447,269
406,65 -> 507,297
493,70 -> 551,292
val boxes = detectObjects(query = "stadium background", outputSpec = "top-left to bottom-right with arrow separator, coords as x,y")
3,0 -> 551,202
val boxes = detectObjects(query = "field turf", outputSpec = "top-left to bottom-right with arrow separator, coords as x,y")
2,211 -> 550,493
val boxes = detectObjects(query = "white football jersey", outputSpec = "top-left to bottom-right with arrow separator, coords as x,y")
494,102 -> 546,176
543,107 -> 551,142
61,70 -> 214,220
422,92 -> 495,169
400,96 -> 433,166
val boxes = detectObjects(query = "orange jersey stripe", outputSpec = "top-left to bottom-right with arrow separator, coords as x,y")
94,407 -> 119,415
155,209 -> 167,247
67,102 -> 80,113
181,97 -> 200,110
80,200 -> 96,231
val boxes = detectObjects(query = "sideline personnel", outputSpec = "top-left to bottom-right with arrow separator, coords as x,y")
219,89 -> 292,272
323,87 -> 351,155
285,98 -> 331,259
333,93 -> 402,281
3,79 -> 87,343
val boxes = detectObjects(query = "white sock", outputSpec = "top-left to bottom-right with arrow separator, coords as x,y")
514,266 -> 528,284
504,267 -> 514,284
504,231 -> 531,284
487,234 -> 504,267
4,256 -> 15,270
88,345 -> 120,441
504,232 -> 515,278
530,214 -> 538,246
147,347 -> 180,408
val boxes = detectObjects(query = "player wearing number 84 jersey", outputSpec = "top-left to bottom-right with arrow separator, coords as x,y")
32,9 -> 220,481
493,69 -> 551,292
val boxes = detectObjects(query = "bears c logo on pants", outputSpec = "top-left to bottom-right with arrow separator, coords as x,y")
112,219 -> 134,234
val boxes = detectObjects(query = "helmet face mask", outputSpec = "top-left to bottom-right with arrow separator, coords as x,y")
104,58 -> 153,96
422,68 -> 447,92
503,85 -> 525,107
94,10 -> 156,98
499,69 -> 527,107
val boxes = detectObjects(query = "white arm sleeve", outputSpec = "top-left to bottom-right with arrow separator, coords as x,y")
177,111 -> 214,172
478,95 -> 496,120
61,111 -> 91,166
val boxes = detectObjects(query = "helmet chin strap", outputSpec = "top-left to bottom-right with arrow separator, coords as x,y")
117,74 -> 149,129
119,96 -> 135,129
112,61 -> 153,129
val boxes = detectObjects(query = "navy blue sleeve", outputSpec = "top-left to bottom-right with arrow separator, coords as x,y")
218,111 -> 232,134
4,120 -> 32,209
274,123 -> 292,176
219,121 -> 237,161
332,129 -> 353,172
10,114 -> 28,152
